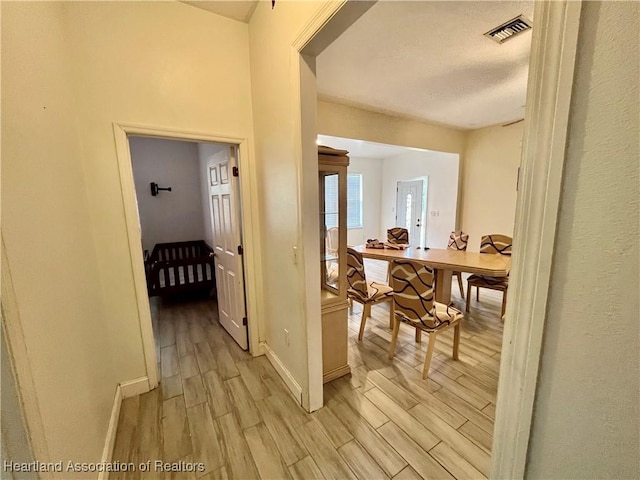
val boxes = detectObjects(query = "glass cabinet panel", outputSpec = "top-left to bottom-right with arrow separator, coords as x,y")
321,172 -> 340,294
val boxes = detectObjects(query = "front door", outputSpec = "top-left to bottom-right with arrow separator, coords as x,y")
396,179 -> 426,247
208,146 -> 248,350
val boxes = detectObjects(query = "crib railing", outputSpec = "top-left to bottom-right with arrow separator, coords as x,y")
145,241 -> 216,296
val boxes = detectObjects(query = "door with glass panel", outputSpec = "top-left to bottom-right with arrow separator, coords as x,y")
395,179 -> 426,247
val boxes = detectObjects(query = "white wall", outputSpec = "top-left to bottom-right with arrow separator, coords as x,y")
198,143 -> 230,249
130,137 -> 205,252
2,0 -> 255,469
460,122 -> 523,251
526,1 -> 639,478
380,150 -> 459,249
346,156 -> 383,246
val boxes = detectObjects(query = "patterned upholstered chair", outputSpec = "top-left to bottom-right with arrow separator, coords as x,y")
387,227 -> 409,245
448,231 -> 469,298
346,248 -> 394,341
466,234 -> 512,317
388,259 -> 463,379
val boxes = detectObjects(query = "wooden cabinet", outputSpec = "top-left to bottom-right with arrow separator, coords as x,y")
318,146 -> 350,383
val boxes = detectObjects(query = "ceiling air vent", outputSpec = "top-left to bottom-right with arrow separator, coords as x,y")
484,15 -> 532,44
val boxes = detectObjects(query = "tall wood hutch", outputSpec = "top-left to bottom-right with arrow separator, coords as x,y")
318,146 -> 350,383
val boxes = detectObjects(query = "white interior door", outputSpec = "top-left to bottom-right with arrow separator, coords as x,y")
208,146 -> 248,350
396,179 -> 425,247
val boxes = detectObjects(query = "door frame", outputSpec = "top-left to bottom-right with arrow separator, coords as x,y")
113,123 -> 264,389
294,0 -> 582,474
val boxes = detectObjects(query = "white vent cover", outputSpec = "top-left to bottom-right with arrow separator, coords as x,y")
484,15 -> 532,44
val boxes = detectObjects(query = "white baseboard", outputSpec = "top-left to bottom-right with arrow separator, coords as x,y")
262,343 -> 303,406
120,376 -> 149,399
99,377 -> 150,479
98,385 -> 122,480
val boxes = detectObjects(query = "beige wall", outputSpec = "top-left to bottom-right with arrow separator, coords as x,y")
318,100 -> 465,154
248,1 -> 341,403
2,0 -> 254,468
319,99 -> 522,252
460,122 -> 524,251
526,1 -> 639,478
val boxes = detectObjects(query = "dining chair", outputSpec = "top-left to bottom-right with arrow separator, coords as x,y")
387,227 -> 409,245
326,227 -> 339,255
388,259 -> 463,379
448,230 -> 469,298
466,234 -> 512,317
346,247 -> 394,341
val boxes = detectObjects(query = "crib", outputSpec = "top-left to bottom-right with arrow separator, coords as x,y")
145,240 -> 216,297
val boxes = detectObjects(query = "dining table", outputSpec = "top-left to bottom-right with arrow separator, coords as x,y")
350,244 -> 511,305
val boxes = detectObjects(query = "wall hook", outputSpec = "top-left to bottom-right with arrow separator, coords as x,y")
150,182 -> 172,196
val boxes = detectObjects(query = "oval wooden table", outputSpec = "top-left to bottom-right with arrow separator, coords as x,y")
350,244 -> 511,305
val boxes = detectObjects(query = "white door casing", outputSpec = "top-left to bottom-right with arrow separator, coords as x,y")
395,179 -> 426,247
208,146 -> 248,350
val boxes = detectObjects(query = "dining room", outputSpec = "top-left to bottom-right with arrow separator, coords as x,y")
314,2 -> 528,474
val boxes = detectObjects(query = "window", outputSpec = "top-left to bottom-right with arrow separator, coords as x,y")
347,173 -> 363,229
323,173 -> 363,229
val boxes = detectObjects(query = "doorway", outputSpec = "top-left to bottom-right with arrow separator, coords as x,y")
113,124 -> 261,390
296,0 -> 581,477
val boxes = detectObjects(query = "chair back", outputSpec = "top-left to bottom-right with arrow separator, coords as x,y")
448,231 -> 469,251
326,227 -> 339,254
387,227 -> 409,245
390,259 -> 445,329
346,248 -> 368,301
480,234 -> 512,256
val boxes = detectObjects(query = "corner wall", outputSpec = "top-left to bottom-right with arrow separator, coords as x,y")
1,1 -> 114,466
460,122 -> 523,251
526,1 -> 639,477
2,0 -> 255,469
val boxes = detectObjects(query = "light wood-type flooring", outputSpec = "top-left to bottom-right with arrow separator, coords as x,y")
111,259 -> 504,479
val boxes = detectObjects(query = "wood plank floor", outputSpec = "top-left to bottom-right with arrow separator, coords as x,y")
111,260 -> 504,479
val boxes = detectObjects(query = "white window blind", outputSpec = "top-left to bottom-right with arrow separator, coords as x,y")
347,173 -> 363,229
323,173 -> 363,229
324,174 -> 339,228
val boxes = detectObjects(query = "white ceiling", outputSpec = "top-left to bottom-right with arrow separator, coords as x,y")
180,1 -> 258,23
318,134 -> 429,159
316,1 -> 534,130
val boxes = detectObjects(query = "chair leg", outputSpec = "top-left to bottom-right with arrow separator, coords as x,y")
364,303 -> 371,319
466,282 -> 472,312
348,298 -> 353,312
388,316 -> 402,360
357,304 -> 368,341
422,332 -> 438,379
453,324 -> 460,360
415,328 -> 422,343
476,286 -> 480,301
501,290 -> 508,318
457,273 -> 465,298
388,299 -> 394,329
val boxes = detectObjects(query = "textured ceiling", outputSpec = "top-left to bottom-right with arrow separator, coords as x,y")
180,1 -> 258,23
317,1 -> 534,130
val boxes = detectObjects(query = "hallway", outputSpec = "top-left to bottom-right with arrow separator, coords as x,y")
112,274 -> 503,479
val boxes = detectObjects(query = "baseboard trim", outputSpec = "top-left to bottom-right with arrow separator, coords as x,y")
323,364 -> 351,384
120,376 -> 149,399
98,385 -> 122,480
262,343 -> 303,405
